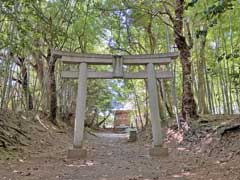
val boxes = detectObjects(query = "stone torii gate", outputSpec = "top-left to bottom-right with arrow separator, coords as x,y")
52,50 -> 178,159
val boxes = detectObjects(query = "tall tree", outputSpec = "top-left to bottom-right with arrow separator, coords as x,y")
163,0 -> 198,120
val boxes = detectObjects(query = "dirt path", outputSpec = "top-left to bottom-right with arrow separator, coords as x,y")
0,131 -> 240,180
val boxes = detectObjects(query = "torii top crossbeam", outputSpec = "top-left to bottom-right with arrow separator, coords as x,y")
52,50 -> 178,65
52,50 -> 178,80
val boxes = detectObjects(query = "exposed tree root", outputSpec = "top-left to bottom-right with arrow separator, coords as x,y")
219,124 -> 240,136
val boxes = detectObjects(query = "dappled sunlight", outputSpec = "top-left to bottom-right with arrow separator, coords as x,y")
65,160 -> 96,168
166,128 -> 184,143
172,171 -> 196,178
177,147 -> 190,152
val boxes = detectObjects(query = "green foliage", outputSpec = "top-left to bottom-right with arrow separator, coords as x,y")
204,1 -> 234,19
195,29 -> 208,39
186,0 -> 199,9
1,0 -> 240,119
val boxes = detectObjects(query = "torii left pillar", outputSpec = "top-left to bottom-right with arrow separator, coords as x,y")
68,62 -> 87,159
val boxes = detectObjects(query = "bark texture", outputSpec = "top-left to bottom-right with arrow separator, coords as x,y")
198,26 -> 209,114
174,0 -> 198,120
17,57 -> 33,110
47,49 -> 57,125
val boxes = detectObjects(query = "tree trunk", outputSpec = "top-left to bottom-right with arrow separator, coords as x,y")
144,80 -> 149,126
97,111 -> 111,127
47,49 -> 57,125
197,25 -> 209,114
131,81 -> 144,130
1,57 -> 11,109
157,79 -> 174,118
174,0 -> 198,120
32,50 -> 46,108
20,58 -> 33,110
157,81 -> 167,120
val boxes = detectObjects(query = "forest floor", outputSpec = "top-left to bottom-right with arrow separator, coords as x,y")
0,110 -> 240,180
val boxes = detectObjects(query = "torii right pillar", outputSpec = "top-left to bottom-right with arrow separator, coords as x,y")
147,63 -> 168,157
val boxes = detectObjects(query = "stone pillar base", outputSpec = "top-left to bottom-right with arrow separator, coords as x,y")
68,147 -> 87,159
149,146 -> 168,157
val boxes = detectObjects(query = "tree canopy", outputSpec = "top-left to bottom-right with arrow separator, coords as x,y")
0,0 -> 239,127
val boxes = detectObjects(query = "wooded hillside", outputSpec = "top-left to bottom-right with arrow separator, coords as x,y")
0,0 -> 239,126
